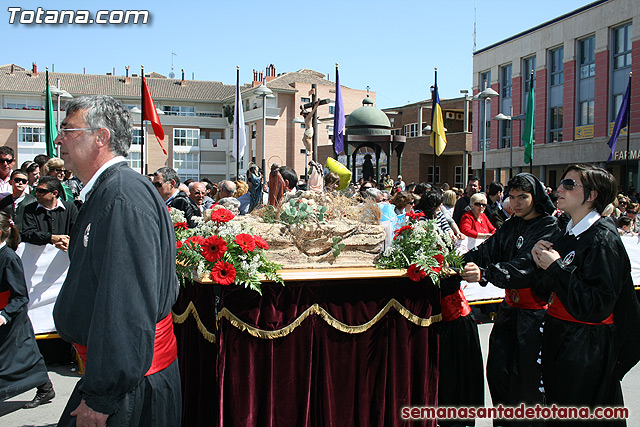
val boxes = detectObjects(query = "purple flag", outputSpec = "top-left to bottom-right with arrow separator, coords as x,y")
333,66 -> 345,154
607,76 -> 630,162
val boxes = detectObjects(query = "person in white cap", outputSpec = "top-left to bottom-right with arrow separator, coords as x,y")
394,175 -> 406,192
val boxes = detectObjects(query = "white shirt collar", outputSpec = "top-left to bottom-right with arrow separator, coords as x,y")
37,198 -> 66,211
0,241 -> 5,250
566,210 -> 601,237
80,156 -> 127,202
165,189 -> 179,205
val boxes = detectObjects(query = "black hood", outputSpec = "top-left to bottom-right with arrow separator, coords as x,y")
513,172 -> 556,216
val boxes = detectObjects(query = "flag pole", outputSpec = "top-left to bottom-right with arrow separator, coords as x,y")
529,70 -> 533,175
236,66 -> 240,180
433,68 -> 437,186
625,72 -> 632,193
140,65 -> 146,175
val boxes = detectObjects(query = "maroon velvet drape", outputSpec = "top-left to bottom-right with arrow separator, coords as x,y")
174,276 -> 440,427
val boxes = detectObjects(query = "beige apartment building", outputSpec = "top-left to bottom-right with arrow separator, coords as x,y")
0,63 -> 369,182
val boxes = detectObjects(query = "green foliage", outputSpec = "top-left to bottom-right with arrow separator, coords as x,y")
332,236 -> 346,258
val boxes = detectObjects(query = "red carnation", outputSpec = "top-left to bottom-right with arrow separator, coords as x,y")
183,235 -> 205,249
210,208 -> 235,223
176,240 -> 183,249
431,254 -> 444,273
253,235 -> 269,250
174,222 -> 189,230
407,264 -> 427,282
210,261 -> 236,285
201,235 -> 227,262
406,211 -> 425,220
235,233 -> 256,252
393,225 -> 414,240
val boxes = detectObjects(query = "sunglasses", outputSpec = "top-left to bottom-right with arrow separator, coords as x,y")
560,178 -> 583,191
474,203 -> 487,207
55,168 -> 67,173
153,181 -> 165,188
627,211 -> 638,215
12,177 -> 28,184
35,188 -> 52,194
0,158 -> 14,164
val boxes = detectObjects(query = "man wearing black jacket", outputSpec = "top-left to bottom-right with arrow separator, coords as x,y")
453,177 -> 480,226
21,176 -> 78,251
152,166 -> 200,228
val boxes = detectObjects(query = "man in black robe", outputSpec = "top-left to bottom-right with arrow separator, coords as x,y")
462,173 -> 557,427
152,166 -> 200,227
53,95 -> 181,426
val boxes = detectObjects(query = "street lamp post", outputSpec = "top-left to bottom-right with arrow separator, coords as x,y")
254,84 -> 274,176
472,87 -> 499,189
292,117 -> 306,178
494,112 -> 525,179
47,82 -> 72,157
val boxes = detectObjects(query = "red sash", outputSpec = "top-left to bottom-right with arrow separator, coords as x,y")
0,290 -> 9,310
74,314 -> 177,376
441,290 -> 471,322
504,288 -> 548,310
547,292 -> 614,325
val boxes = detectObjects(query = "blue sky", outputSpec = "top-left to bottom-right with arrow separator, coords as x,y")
4,0 -> 591,109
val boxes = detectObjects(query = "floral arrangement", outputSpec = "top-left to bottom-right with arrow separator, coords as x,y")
376,211 -> 463,285
170,207 -> 283,295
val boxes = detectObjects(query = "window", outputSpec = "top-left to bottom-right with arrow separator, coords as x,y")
404,123 -> 419,138
613,23 -> 632,70
5,97 -> 43,110
501,65 -> 512,98
479,71 -> 491,151
173,152 -> 200,181
522,56 -> 536,100
329,106 -> 335,115
611,24 -> 632,122
500,64 -> 512,149
427,166 -> 440,184
454,166 -> 464,187
126,151 -> 141,170
391,129 -> 402,136
548,47 -> 564,142
301,97 -> 310,103
18,126 -> 45,143
577,36 -> 595,126
131,128 -> 142,145
579,36 -> 596,78
549,107 -> 563,143
173,128 -> 199,147
162,105 -> 195,116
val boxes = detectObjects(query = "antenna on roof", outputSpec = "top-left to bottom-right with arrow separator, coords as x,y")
473,0 -> 477,52
169,51 -> 177,79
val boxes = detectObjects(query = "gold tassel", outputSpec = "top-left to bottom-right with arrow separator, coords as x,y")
172,302 -> 216,343
217,299 -> 441,339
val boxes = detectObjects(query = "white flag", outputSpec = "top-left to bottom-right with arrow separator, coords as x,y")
232,70 -> 246,160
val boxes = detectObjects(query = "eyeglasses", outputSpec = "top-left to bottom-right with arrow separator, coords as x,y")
12,178 -> 27,184
474,203 -> 487,207
0,158 -> 14,164
35,188 -> 52,194
57,127 -> 96,137
153,181 -> 165,188
55,168 -> 67,173
408,201 -> 415,205
627,211 -> 638,215
560,179 -> 583,191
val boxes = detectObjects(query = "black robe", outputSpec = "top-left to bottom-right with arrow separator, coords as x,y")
0,192 -> 36,232
534,217 -> 640,427
168,190 -> 200,228
0,244 -> 49,401
463,173 -> 558,426
53,162 -> 181,425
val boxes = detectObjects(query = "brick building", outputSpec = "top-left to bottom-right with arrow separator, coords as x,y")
472,0 -> 640,190
0,63 -> 369,182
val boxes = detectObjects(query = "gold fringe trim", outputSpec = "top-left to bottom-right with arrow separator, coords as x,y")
217,299 -> 442,340
172,302 -> 216,343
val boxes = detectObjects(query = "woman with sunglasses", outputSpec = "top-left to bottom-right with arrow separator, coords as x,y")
532,164 -> 640,425
459,193 -> 495,239
41,158 -> 74,202
0,170 -> 36,232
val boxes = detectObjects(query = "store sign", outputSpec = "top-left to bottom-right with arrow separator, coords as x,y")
613,150 -> 640,161
609,122 -> 628,136
575,125 -> 594,140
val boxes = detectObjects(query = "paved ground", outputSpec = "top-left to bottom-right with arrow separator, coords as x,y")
2,323 -> 640,426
